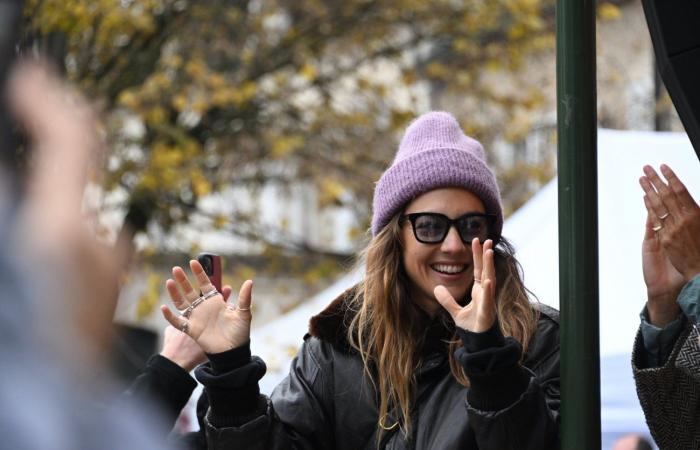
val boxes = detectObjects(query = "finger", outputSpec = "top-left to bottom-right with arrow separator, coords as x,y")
480,278 -> 495,307
161,304 -> 187,332
482,245 -> 496,298
9,63 -> 97,214
471,238 -> 483,283
173,266 -> 199,302
643,165 -> 682,219
433,285 -> 462,318
643,209 -> 658,242
189,260 -> 217,294
479,279 -> 495,302
166,279 -> 190,309
640,177 -> 672,222
643,196 -> 665,232
235,280 -> 254,312
660,164 -> 699,210
221,285 -> 233,302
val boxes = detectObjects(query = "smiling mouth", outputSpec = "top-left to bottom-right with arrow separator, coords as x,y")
430,264 -> 467,275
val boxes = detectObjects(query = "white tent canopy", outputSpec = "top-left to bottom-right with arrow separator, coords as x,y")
249,128 -> 700,447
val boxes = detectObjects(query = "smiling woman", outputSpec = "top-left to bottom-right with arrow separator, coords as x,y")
160,111 -> 561,449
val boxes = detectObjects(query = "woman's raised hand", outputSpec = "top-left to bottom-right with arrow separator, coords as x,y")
434,238 -> 497,333
160,260 -> 253,354
639,164 -> 699,327
640,164 -> 700,282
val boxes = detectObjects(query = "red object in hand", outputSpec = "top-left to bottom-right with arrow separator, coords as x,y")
197,253 -> 222,293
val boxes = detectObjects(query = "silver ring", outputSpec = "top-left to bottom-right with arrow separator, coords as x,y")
180,290 -> 219,317
473,277 -> 481,284
180,320 -> 189,334
226,302 -> 250,312
658,212 -> 670,220
652,224 -> 663,232
202,290 -> 219,300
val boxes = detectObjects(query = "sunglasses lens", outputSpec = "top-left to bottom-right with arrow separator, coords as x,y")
458,216 -> 489,242
413,215 -> 447,243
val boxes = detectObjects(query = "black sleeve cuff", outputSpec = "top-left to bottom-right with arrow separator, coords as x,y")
205,341 -> 254,373
149,354 -> 197,385
124,354 -> 197,426
195,341 -> 267,428
455,323 -> 530,411
456,320 -> 506,352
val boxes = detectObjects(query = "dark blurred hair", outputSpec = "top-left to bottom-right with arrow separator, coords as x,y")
636,436 -> 653,450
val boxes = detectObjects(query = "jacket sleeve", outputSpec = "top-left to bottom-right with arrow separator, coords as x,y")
633,323 -> 700,449
123,354 -> 198,431
459,316 -> 560,450
197,336 -> 335,450
632,273 -> 700,449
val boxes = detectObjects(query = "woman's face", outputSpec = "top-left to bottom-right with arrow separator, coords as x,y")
400,187 -> 485,315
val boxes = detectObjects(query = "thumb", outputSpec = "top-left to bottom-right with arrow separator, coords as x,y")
434,285 -> 461,318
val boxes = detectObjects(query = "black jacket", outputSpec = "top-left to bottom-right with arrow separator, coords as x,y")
196,290 -> 560,450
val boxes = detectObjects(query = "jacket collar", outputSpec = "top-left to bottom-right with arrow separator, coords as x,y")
308,286 -> 357,352
308,285 -> 455,357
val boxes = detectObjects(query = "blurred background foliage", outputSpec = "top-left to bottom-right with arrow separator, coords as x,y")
20,0 -> 625,316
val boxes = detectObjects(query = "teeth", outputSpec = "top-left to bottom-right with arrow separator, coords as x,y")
432,264 -> 465,274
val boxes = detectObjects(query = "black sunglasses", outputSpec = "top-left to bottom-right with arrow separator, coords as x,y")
401,212 -> 496,244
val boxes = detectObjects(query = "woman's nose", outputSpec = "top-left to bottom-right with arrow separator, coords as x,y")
440,226 -> 467,253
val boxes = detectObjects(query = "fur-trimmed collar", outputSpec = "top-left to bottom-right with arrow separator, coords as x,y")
307,285 -> 456,354
308,286 -> 357,351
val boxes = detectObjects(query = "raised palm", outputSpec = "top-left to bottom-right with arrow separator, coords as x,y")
435,239 -> 497,333
161,260 -> 254,354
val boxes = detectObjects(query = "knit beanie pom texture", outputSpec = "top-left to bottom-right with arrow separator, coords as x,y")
371,111 -> 503,237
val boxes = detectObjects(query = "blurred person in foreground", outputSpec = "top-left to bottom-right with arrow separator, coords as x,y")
612,433 -> 654,450
159,111 -> 560,449
633,164 -> 700,449
0,61 -> 170,449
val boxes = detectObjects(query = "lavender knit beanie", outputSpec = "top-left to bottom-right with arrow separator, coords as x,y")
371,111 -> 503,237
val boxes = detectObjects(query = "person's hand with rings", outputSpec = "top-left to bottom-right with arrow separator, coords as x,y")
434,238 -> 497,332
639,164 -> 700,326
159,284 -> 233,371
160,259 -> 253,354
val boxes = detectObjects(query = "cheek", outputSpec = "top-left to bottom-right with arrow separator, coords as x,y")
401,245 -> 430,279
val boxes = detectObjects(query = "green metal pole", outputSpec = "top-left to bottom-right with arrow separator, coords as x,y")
556,0 -> 600,449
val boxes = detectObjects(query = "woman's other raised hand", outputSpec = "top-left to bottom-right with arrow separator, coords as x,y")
434,238 -> 497,332
639,164 -> 700,326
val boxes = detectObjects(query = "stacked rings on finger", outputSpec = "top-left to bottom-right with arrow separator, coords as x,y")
180,289 -> 219,318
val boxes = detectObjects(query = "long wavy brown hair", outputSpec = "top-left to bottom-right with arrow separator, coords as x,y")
346,213 -> 540,440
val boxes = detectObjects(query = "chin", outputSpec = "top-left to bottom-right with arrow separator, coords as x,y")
450,289 -> 470,303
